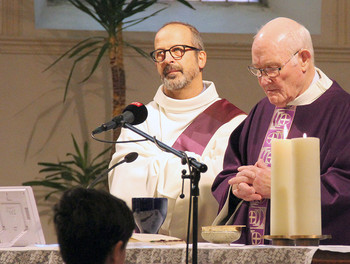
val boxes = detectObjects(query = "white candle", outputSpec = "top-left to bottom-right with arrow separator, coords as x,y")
271,138 -> 294,236
291,136 -> 321,236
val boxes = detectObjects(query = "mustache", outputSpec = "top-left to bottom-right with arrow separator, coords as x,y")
163,64 -> 183,76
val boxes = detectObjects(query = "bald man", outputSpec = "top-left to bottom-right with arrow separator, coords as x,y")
212,17 -> 350,245
109,22 -> 246,241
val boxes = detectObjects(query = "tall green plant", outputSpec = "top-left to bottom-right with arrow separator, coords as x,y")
46,0 -> 194,141
23,135 -> 111,200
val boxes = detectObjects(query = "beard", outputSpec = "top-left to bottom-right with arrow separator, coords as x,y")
161,64 -> 200,91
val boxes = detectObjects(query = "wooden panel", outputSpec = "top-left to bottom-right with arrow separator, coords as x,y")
1,0 -> 23,36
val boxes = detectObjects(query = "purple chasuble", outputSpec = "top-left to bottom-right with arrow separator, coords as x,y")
172,99 -> 245,155
248,106 -> 296,245
212,81 -> 350,245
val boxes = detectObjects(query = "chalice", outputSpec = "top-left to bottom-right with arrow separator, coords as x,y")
132,197 -> 168,234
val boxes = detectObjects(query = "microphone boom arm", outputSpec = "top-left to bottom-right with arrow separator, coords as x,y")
123,122 -> 207,173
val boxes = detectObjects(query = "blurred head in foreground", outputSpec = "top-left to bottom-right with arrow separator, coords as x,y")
54,187 -> 135,264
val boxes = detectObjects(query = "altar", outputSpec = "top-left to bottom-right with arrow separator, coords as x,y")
1,243 -> 350,264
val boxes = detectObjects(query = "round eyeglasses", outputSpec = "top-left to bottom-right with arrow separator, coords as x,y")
248,50 -> 300,78
150,45 -> 201,63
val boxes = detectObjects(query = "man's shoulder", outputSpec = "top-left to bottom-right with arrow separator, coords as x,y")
330,81 -> 350,97
145,100 -> 159,111
216,99 -> 245,112
207,99 -> 246,121
248,97 -> 273,115
322,81 -> 350,105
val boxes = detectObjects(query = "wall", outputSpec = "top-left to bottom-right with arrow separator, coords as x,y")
36,0 -> 323,34
0,0 -> 350,244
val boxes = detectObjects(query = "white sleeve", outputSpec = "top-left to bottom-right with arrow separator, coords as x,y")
108,112 -> 246,240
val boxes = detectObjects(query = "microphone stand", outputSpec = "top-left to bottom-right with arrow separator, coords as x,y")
123,122 -> 207,264
87,158 -> 127,189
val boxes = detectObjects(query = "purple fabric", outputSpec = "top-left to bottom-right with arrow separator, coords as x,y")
248,106 -> 296,244
212,81 -> 350,245
172,99 -> 245,155
259,106 -> 297,167
247,199 -> 268,244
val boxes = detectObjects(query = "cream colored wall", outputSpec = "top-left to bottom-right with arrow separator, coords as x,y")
1,0 -> 350,244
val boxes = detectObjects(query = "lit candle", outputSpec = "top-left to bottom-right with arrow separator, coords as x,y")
291,135 -> 321,236
271,127 -> 294,236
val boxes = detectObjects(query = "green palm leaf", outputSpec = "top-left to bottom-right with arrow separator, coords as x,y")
23,135 -> 111,199
43,37 -> 103,72
80,42 -> 110,83
47,0 -> 194,103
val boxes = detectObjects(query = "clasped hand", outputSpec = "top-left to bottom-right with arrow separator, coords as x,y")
228,159 -> 271,201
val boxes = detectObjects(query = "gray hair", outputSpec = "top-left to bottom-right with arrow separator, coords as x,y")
158,21 -> 205,51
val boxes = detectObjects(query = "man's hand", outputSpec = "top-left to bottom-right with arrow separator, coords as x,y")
228,159 -> 271,201
228,165 -> 262,201
252,159 -> 271,199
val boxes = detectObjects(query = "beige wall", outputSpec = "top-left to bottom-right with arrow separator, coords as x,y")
1,0 -> 350,244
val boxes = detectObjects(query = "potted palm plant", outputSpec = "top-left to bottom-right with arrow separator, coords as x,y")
24,0 -> 194,200
47,0 -> 194,141
23,135 -> 112,199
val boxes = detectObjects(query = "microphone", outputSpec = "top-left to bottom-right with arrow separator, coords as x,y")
87,152 -> 138,189
122,152 -> 138,163
92,102 -> 148,135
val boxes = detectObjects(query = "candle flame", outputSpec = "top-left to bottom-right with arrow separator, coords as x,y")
283,125 -> 288,139
303,133 -> 307,138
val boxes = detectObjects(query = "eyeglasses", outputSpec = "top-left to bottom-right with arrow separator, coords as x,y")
248,50 -> 300,78
150,45 -> 201,63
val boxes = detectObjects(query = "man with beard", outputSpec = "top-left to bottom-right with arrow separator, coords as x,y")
108,22 -> 246,241
212,17 -> 350,245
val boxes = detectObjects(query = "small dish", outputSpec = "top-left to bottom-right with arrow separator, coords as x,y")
201,225 -> 245,244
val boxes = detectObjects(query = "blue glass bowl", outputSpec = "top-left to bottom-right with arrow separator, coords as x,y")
132,197 -> 168,234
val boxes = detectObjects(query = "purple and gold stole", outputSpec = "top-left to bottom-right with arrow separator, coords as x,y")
172,99 -> 245,155
248,105 -> 296,245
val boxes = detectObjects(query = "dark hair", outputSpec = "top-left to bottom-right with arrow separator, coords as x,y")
54,187 -> 135,264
